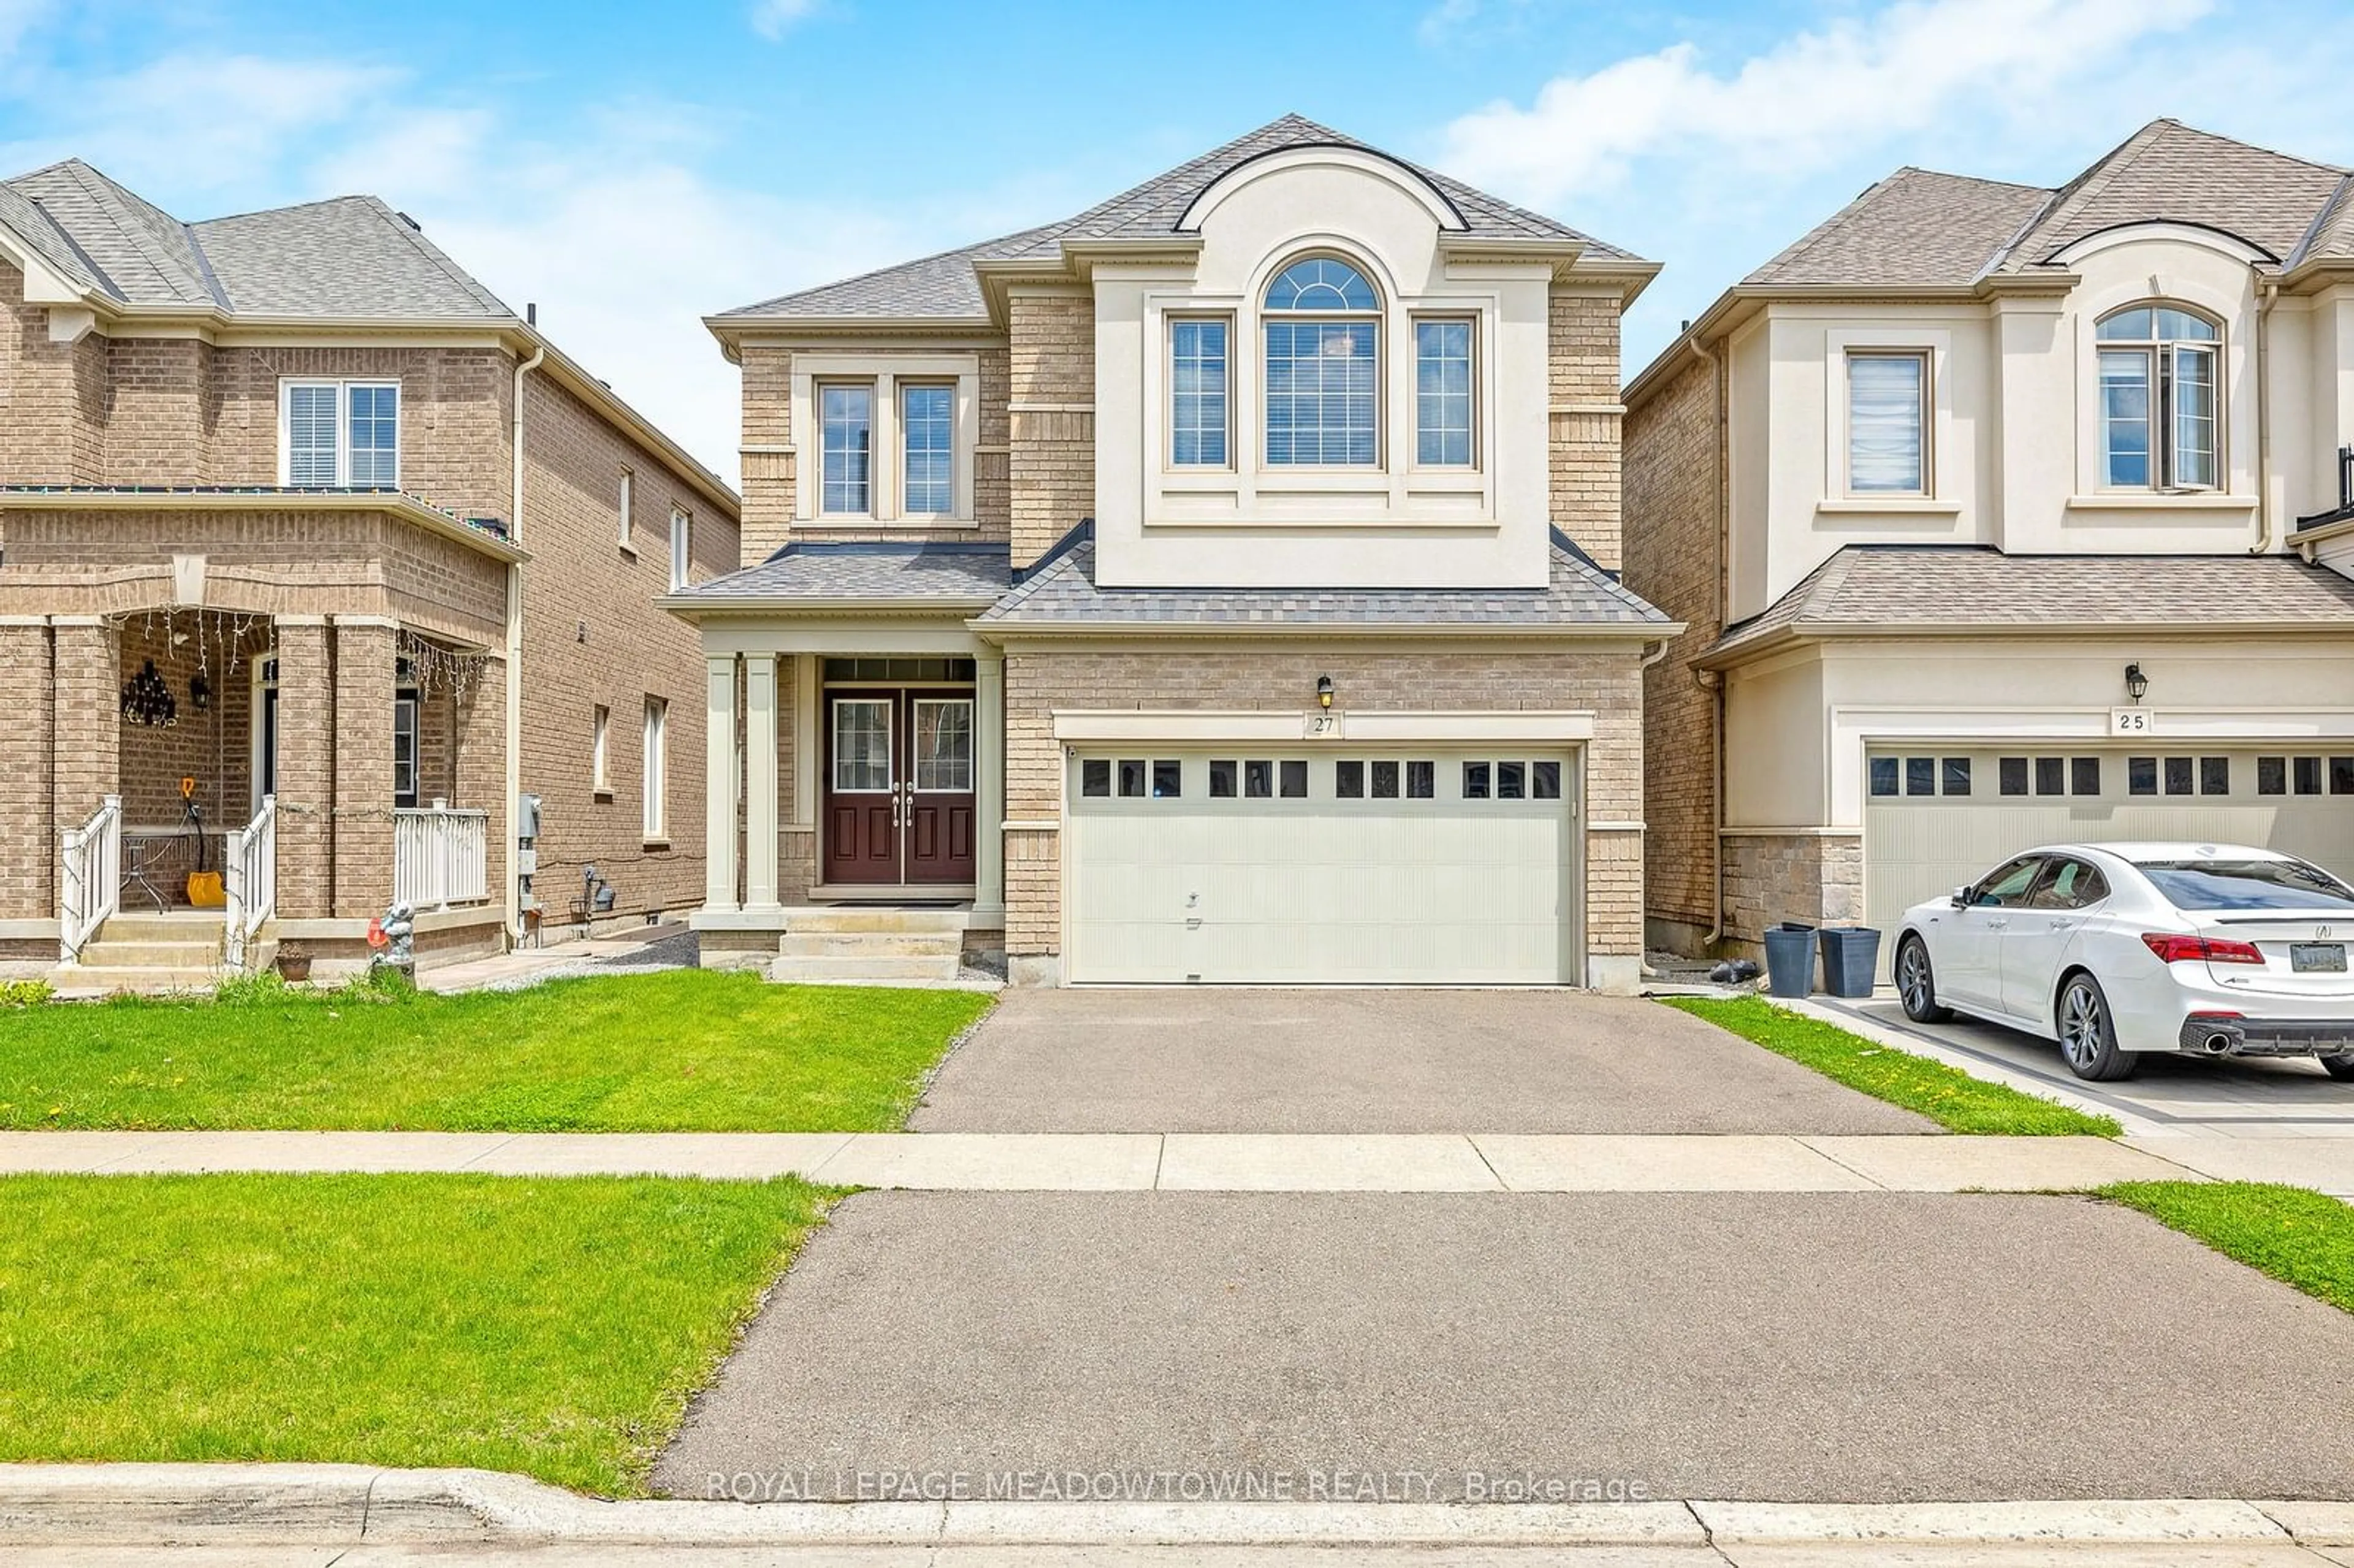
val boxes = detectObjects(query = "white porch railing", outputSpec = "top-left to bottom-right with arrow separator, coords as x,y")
395,802 -> 490,911
223,795 -> 278,970
59,794 -> 123,962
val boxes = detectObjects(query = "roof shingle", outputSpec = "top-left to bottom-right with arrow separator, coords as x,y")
977,533 -> 1672,630
670,541 -> 1012,605
1714,546 -> 2354,658
718,114 -> 1644,323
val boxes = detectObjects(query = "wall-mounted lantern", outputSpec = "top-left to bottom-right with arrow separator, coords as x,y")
1316,674 -> 1335,710
2124,663 -> 2149,704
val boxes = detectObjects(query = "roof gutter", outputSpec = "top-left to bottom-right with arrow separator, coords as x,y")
1701,615 -> 2354,669
972,618 -> 1685,641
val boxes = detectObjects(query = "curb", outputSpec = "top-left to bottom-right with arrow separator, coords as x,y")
3,1466 -> 2352,1548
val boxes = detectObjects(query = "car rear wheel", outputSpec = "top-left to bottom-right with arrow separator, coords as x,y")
2322,1053 -> 2354,1083
2057,972 -> 2137,1082
1895,935 -> 1951,1024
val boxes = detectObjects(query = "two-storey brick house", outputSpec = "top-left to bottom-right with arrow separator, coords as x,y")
671,116 -> 1675,989
1625,121 -> 2354,967
0,161 -> 738,984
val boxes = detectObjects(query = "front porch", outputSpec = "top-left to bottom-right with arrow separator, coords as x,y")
688,637 -> 1007,977
28,607 -> 506,983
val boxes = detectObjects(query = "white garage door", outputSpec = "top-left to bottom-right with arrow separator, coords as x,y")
1865,745 -> 2354,940
1067,748 -> 1579,985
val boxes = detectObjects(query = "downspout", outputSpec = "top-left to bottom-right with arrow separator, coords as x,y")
1691,332 -> 1730,948
2253,277 -> 2280,555
505,336 -> 545,943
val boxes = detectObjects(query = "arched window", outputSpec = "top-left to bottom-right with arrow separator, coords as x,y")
1263,257 -> 1379,466
2095,305 -> 2219,489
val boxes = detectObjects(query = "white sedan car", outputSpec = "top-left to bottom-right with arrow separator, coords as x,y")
1892,842 -> 2354,1083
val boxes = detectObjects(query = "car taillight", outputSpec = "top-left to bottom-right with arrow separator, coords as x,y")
2141,933 -> 2266,965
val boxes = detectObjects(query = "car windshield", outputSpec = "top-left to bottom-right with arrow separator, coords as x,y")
2136,858 -> 2354,912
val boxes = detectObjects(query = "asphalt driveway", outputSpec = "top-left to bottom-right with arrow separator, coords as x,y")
910,989 -> 1929,1133
655,1190 -> 2354,1503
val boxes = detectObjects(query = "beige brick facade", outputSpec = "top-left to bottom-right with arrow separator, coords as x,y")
0,292 -> 735,959
1007,291 -> 1094,569
1621,350 -> 1724,952
1548,288 -> 1626,573
996,643 -> 1648,973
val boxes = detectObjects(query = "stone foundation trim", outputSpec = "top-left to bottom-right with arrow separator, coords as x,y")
271,905 -> 505,942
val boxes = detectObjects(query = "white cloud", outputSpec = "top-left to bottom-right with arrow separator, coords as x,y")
1440,0 -> 2214,207
748,0 -> 819,41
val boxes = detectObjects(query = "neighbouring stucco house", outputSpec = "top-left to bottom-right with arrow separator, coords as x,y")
0,160 -> 739,985
1624,120 -> 2354,967
669,115 -> 1677,990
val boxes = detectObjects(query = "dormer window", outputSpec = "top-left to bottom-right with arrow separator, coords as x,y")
281,379 -> 399,488
1263,257 -> 1379,466
2095,305 -> 2218,490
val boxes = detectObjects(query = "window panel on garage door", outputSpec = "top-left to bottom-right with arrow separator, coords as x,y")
1065,750 -> 1577,986
1864,745 -> 2354,951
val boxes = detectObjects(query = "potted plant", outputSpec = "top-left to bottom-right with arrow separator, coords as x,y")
273,941 -> 312,983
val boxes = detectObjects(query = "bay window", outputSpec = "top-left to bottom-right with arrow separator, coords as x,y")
2095,305 -> 2218,490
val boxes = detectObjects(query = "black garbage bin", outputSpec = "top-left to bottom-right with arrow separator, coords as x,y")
1762,921 -> 1816,998
1816,926 -> 1881,999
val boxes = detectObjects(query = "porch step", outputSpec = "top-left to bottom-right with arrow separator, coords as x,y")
75,939 -> 226,970
782,907 -> 968,935
777,931 -> 964,961
770,952 -> 964,984
51,964 -> 221,994
96,913 -> 229,945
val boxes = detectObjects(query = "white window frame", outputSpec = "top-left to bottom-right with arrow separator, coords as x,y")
2092,303 -> 2223,493
898,381 -> 956,520
1167,314 -> 1234,471
617,467 -> 636,551
642,696 -> 668,840
1411,314 -> 1477,470
831,698 -> 894,793
592,704 -> 611,796
669,507 -> 691,591
1843,348 -> 1931,497
278,378 -> 401,488
910,697 -> 975,794
1260,253 -> 1383,470
1821,329 -> 1952,508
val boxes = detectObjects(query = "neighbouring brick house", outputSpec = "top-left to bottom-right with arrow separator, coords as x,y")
0,161 -> 738,984
671,116 -> 1676,990
1624,121 -> 2354,969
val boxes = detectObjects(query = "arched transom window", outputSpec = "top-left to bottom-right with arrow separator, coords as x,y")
2095,305 -> 2218,490
1263,257 -> 1379,466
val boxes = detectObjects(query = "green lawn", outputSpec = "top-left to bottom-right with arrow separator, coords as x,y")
2103,1181 -> 2354,1315
1664,994 -> 2120,1136
0,1173 -> 831,1493
0,969 -> 992,1132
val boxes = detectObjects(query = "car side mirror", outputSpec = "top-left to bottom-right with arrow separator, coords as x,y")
1951,886 -> 1971,908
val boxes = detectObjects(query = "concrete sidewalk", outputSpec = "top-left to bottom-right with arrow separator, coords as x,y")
0,1127 -> 2329,1191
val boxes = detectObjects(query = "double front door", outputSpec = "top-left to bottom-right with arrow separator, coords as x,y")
823,690 -> 977,885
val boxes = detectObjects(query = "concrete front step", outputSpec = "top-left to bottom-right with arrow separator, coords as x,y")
771,952 -> 964,984
51,964 -> 221,994
95,913 -> 228,945
783,907 -> 968,935
74,940 -> 224,969
778,931 -> 964,960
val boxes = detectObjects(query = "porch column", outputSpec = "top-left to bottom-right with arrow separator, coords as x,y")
273,616 -> 335,920
0,618 -> 55,922
331,617 -> 397,919
457,650 -> 510,930
744,651 -> 781,911
703,653 -> 739,913
49,617 -> 118,832
973,649 -> 1005,922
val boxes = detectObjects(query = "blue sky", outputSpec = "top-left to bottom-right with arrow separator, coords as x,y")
6,0 -> 2350,482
